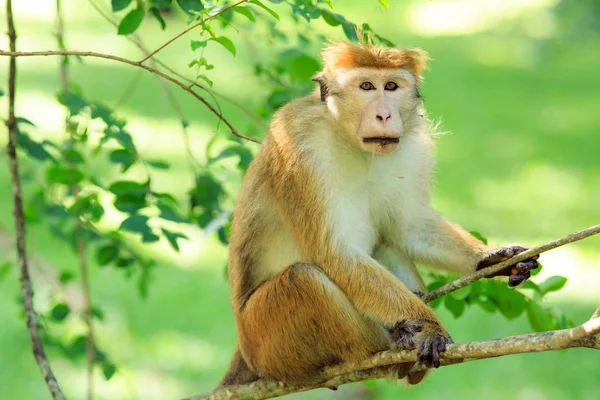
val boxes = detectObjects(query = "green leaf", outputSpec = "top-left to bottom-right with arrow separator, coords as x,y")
211,36 -> 236,56
320,9 -> 345,26
101,361 -> 117,380
120,214 -> 150,233
92,306 -> 105,321
162,229 -> 188,252
474,297 -> 497,313
110,148 -> 136,172
158,203 -> 188,223
249,0 -> 279,20
538,276 -> 567,296
51,303 -> 71,322
196,74 -> 213,87
469,230 -> 488,245
109,180 -> 147,197
378,0 -> 389,9
484,281 -> 527,320
59,271 -> 74,284
444,294 -> 465,318
531,261 -> 543,276
0,87 -> 4,97
526,301 -> 553,332
118,7 -> 145,35
211,145 -> 253,170
96,245 -> 119,266
233,6 -> 256,22
149,7 -> 167,30
190,173 -> 223,210
342,22 -> 358,42
46,164 -> 83,185
147,160 -> 169,170
191,40 -> 208,51
17,130 -> 55,161
283,51 -> 320,83
0,261 -> 13,281
64,148 -> 84,164
176,0 -> 203,14
57,91 -> 88,115
112,0 -> 132,12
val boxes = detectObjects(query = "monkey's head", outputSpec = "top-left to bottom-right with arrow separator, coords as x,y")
313,41 -> 428,155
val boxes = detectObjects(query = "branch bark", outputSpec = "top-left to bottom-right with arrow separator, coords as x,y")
0,50 -> 261,144
190,315 -> 600,400
424,224 -> 600,303
4,1 -> 65,399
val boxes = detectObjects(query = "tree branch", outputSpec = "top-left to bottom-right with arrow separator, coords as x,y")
0,50 -> 261,144
139,0 -> 249,63
4,1 -> 65,399
189,315 -> 600,400
87,0 -> 268,131
423,224 -> 600,303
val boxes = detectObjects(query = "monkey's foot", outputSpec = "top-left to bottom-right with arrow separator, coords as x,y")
417,333 -> 453,368
389,320 -> 423,350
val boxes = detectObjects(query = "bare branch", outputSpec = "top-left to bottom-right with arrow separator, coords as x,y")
189,316 -> 600,400
4,1 -> 65,398
424,224 -> 600,303
0,49 -> 261,144
140,0 -> 249,63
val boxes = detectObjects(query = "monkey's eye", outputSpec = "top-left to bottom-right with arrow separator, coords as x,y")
384,82 -> 399,91
360,82 -> 375,91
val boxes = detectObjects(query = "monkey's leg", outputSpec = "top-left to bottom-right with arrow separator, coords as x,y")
217,344 -> 259,388
237,263 -> 410,383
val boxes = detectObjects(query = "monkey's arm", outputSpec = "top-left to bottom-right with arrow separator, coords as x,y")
398,210 -> 539,285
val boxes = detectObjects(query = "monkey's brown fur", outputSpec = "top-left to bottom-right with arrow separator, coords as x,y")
217,40 -> 538,389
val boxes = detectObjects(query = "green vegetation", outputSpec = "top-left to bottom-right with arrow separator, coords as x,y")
1,1 -> 599,399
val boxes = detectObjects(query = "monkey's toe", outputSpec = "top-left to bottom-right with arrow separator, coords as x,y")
389,320 -> 423,350
417,334 -> 450,368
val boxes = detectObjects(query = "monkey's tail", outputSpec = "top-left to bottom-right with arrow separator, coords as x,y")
217,343 -> 260,388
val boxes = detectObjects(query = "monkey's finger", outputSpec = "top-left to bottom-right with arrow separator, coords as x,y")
515,260 -> 539,273
437,339 -> 446,353
430,343 -> 440,368
508,272 -> 531,287
508,245 -> 527,255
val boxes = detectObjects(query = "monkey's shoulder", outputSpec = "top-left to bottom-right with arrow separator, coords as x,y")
269,94 -> 330,141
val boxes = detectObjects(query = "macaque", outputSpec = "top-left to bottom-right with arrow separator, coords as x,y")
218,39 -> 539,387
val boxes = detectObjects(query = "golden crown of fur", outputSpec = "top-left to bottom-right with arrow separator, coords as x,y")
320,40 -> 429,76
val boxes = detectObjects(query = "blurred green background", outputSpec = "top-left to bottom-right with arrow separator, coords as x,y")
1,0 -> 599,399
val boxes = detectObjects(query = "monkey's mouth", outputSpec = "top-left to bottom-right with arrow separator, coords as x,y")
362,137 -> 400,145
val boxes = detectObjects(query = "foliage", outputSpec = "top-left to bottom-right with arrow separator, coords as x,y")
3,0 -> 576,393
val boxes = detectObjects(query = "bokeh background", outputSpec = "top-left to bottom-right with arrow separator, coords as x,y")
1,0 -> 599,399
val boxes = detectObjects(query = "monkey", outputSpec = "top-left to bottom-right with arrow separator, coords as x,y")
217,39 -> 539,388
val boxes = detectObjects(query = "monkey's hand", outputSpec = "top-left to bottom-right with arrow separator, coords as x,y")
388,320 -> 423,350
477,245 -> 539,287
414,321 -> 453,368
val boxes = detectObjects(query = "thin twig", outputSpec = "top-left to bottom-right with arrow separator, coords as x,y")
4,2 -> 65,399
0,49 -> 261,144
55,2 -> 95,398
423,224 -> 600,303
87,0 -> 267,130
139,0 -> 249,63
188,315 -> 600,400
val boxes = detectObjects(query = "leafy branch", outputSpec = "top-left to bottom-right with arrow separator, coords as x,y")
4,0 -> 65,398
424,224 -> 600,303
0,49 -> 261,144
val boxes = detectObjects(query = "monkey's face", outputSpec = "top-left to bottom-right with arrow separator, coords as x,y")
325,68 -> 420,155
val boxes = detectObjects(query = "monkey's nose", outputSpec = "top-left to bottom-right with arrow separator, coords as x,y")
376,113 -> 392,125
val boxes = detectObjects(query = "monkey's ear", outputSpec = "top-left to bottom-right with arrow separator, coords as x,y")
311,74 -> 329,102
